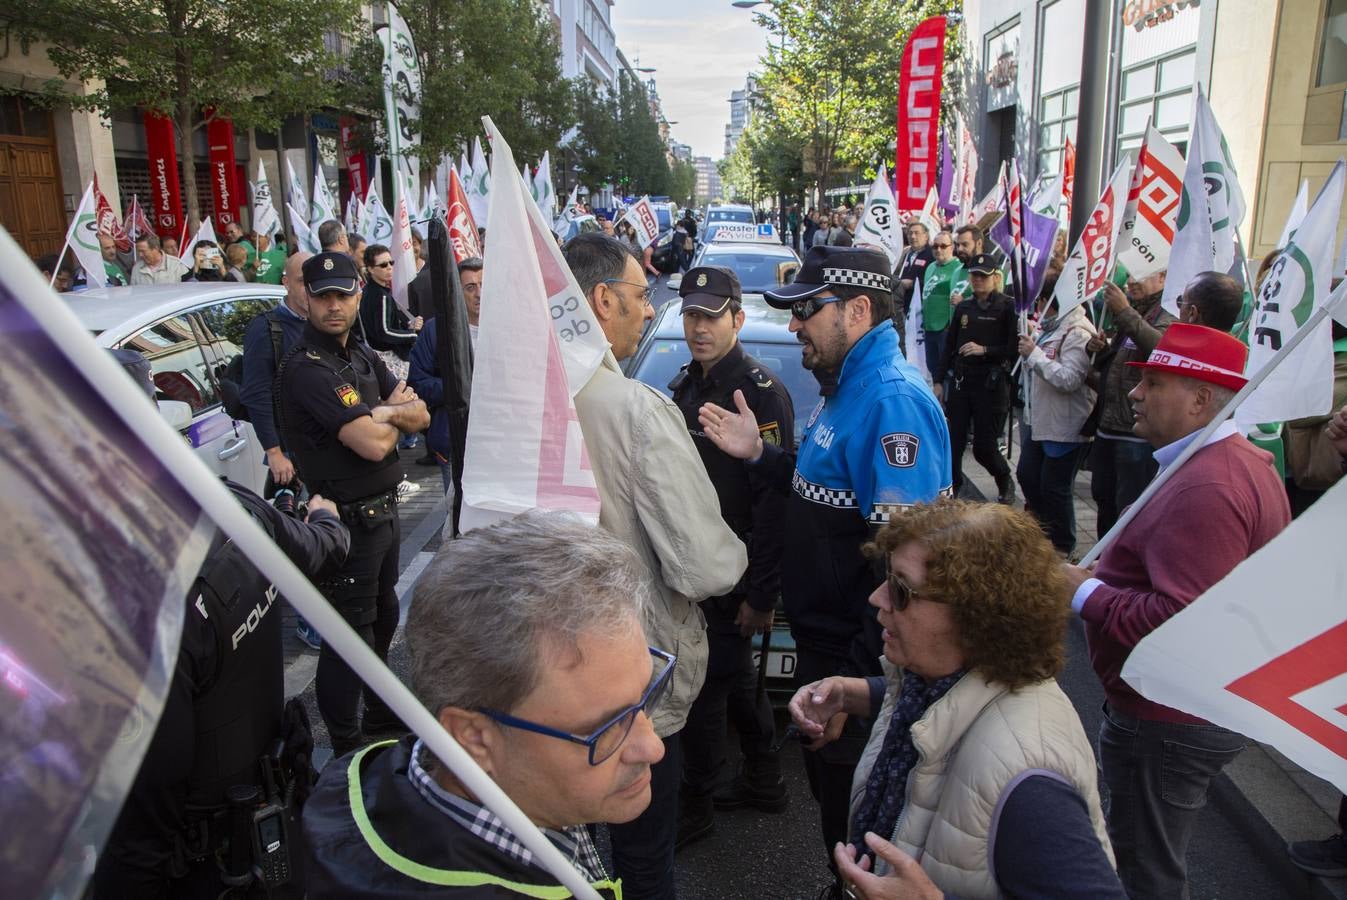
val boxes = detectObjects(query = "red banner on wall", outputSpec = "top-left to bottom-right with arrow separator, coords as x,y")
341,117 -> 369,205
205,112 -> 240,229
894,16 -> 947,211
143,112 -> 183,240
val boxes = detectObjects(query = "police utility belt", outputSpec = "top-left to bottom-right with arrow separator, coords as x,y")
336,488 -> 397,529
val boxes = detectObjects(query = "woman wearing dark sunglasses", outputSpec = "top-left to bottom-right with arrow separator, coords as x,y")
790,500 -> 1123,900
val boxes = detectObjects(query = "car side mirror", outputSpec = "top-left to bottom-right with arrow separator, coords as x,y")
158,399 -> 193,432
667,273 -> 683,290
779,263 -> 799,285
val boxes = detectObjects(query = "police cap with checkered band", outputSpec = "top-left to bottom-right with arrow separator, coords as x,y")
762,245 -> 893,308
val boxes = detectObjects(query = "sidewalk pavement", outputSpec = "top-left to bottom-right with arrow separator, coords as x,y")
963,440 -> 1345,900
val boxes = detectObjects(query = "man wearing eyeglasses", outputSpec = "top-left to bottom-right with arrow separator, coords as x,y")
698,245 -> 951,885
303,510 -> 668,899
563,233 -> 748,899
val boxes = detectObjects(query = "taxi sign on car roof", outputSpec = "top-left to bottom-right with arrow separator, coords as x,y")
707,222 -> 781,244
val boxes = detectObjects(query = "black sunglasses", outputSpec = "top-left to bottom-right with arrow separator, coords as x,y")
790,294 -> 841,321
885,568 -> 943,612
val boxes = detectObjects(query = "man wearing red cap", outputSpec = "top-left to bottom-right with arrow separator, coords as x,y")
1063,323 -> 1291,900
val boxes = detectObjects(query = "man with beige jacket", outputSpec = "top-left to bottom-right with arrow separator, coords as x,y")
562,232 -> 747,900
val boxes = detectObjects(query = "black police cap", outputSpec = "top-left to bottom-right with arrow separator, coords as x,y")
303,251 -> 360,296
679,265 -> 742,315
763,245 -> 892,308
967,253 -> 999,275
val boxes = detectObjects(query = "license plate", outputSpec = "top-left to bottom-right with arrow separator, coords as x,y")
753,648 -> 797,680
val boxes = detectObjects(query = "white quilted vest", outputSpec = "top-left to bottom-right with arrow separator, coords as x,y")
849,663 -> 1114,899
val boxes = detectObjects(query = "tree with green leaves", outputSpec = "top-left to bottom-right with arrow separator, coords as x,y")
668,158 -> 697,209
7,0 -> 364,226
749,0 -> 961,201
568,71 -> 671,201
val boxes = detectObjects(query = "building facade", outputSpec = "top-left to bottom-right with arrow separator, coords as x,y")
694,156 -> 723,205
549,0 -> 618,88
724,75 -> 758,158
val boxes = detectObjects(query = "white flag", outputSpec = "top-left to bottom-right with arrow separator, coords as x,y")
459,150 -> 472,185
467,136 -> 491,228
1121,477 -> 1347,795
1277,179 -> 1310,250
903,274 -> 931,385
533,151 -> 556,216
251,160 -> 280,239
362,187 -> 395,246
59,182 -> 107,289
553,184 -> 580,238
1029,172 -> 1063,218
1117,125 -> 1185,279
460,116 -> 606,531
970,161 -> 1007,224
179,216 -> 219,266
620,196 -> 661,249
1052,160 -> 1132,318
389,186 -> 416,313
1236,160 -> 1345,428
858,164 -> 901,266
377,0 -> 422,193
284,156 -> 308,224
308,168 -> 337,234
1161,90 -> 1247,316
953,113 -> 978,226
288,204 -> 319,254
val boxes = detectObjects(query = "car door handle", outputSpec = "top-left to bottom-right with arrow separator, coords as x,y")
217,437 -> 248,461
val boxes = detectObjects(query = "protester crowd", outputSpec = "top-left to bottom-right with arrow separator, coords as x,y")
59,165 -> 1347,900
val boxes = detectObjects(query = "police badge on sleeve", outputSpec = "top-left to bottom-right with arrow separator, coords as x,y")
881,432 -> 920,468
335,383 -> 360,407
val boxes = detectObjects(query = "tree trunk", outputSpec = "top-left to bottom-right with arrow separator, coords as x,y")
175,39 -> 199,231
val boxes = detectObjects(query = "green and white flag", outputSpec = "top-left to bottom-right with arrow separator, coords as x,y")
1277,179 -> 1309,250
1236,159 -> 1345,428
467,136 -> 490,227
251,160 -> 280,238
377,1 -> 422,196
858,163 -> 900,266
363,186 -> 396,245
284,156 -> 308,225
60,182 -> 106,289
1161,89 -> 1246,317
308,168 -> 338,235
533,151 -> 556,216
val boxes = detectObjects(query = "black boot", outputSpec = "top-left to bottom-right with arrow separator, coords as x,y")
712,763 -> 788,813
995,473 -> 1017,505
675,792 -> 715,851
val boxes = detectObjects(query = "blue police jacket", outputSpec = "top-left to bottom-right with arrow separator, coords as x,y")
755,320 -> 951,670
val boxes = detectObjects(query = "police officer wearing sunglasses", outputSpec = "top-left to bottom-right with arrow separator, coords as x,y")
698,245 -> 952,886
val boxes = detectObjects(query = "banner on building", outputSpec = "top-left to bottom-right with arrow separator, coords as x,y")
894,15 -> 947,211
205,113 -> 240,230
1122,476 -> 1347,795
1117,124 -> 1185,279
142,112 -> 183,240
1052,160 -> 1131,317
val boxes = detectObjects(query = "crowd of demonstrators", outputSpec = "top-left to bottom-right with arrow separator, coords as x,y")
130,233 -> 188,284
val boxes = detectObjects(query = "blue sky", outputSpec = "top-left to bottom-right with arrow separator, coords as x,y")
610,0 -> 771,160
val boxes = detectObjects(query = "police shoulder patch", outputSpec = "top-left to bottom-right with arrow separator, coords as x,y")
880,432 -> 920,468
335,383 -> 360,408
758,421 -> 782,446
747,366 -> 773,388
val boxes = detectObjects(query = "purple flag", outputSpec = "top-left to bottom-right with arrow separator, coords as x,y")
989,203 -> 1059,312
938,129 -> 958,218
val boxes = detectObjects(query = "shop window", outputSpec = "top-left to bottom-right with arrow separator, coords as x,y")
1159,54 -> 1196,94
1123,65 -> 1155,101
1155,93 -> 1189,131
1116,48 -> 1196,155
1318,0 -> 1347,87
1121,101 -> 1150,137
1037,87 -> 1077,179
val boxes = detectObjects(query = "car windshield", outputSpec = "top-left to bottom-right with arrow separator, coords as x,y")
631,338 -> 817,443
656,208 -> 672,230
698,251 -> 798,293
707,208 -> 754,224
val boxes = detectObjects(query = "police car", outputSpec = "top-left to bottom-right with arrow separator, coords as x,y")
669,222 -> 800,295
625,290 -> 815,702
64,284 -> 283,494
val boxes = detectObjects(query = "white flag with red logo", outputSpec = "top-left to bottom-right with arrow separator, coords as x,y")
1052,160 -> 1132,317
620,195 -> 661,249
1122,476 -> 1347,794
446,166 -> 482,263
1116,125 -> 1185,279
460,117 -> 606,530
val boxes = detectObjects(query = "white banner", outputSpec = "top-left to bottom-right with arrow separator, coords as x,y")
1052,160 -> 1132,317
60,182 -> 107,289
1236,160 -> 1345,428
1117,124 -> 1185,279
377,0 -> 422,194
461,117 -> 605,531
621,195 -> 661,249
857,164 -> 901,266
251,160 -> 280,238
1121,477 -> 1347,795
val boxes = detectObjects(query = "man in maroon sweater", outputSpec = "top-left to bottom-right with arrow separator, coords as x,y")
1064,323 -> 1291,900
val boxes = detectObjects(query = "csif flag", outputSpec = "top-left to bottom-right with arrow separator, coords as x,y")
362,186 -> 396,246
1277,179 -> 1310,249
308,168 -> 338,234
377,0 -> 422,193
1052,160 -> 1132,317
467,136 -> 491,228
251,160 -> 280,238
533,150 -> 557,216
284,156 -> 308,224
1236,160 -> 1345,428
893,15 -> 946,212
858,163 -> 901,266
1117,124 -> 1185,279
59,182 -> 107,289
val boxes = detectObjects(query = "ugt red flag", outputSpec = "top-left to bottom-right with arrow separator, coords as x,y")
894,16 -> 947,212
92,175 -> 129,253
446,166 -> 482,264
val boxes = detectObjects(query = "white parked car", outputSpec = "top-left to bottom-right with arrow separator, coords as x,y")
64,284 -> 285,494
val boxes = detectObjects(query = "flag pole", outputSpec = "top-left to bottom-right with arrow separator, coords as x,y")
1080,287 -> 1346,566
48,245 -> 69,289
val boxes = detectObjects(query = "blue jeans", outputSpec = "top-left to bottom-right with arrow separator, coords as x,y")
1089,434 -> 1158,538
1016,427 -> 1085,554
923,328 -> 946,380
608,731 -> 681,900
1099,704 -> 1245,900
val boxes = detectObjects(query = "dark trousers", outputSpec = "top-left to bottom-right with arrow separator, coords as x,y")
946,367 -> 1010,491
1016,428 -> 1086,555
923,328 -> 947,380
1099,704 -> 1245,900
796,648 -> 871,863
609,731 -> 681,900
315,511 -> 401,753
1090,434 -> 1158,537
682,626 -> 779,798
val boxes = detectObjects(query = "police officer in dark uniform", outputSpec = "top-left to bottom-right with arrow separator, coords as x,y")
274,252 -> 430,757
94,349 -> 351,900
668,265 -> 795,849
940,253 -> 1018,502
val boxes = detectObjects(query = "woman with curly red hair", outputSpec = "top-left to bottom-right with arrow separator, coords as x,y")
791,500 -> 1124,899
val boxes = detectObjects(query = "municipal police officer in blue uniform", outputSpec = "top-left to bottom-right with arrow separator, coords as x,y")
697,245 -> 952,881
275,252 -> 430,758
669,266 -> 795,848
